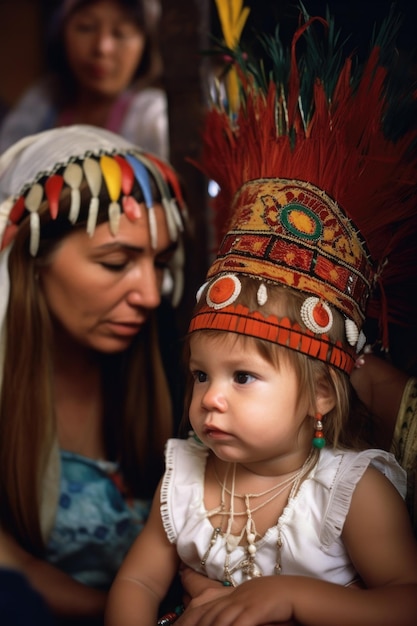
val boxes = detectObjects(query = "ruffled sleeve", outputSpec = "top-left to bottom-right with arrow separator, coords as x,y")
160,435 -> 209,544
316,449 -> 406,548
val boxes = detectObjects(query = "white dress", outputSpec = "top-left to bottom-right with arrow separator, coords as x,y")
161,435 -> 406,587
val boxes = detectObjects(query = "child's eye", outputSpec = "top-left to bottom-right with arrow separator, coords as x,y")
192,370 -> 207,383
235,371 -> 255,384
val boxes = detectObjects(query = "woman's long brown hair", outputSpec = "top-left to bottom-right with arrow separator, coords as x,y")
0,181 -> 174,556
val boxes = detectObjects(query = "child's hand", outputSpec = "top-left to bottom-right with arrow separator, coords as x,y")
176,576 -> 296,626
179,566 -> 231,608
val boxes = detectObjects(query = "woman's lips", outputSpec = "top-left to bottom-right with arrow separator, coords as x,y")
103,321 -> 143,336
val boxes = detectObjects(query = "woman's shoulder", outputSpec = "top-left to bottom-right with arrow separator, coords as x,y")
120,87 -> 167,125
128,87 -> 167,109
0,81 -> 55,152
120,87 -> 169,158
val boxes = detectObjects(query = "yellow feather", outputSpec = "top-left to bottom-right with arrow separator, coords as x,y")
227,70 -> 239,115
214,0 -> 250,48
100,155 -> 122,201
214,0 -> 250,113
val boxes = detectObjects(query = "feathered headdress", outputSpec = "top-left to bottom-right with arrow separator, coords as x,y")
189,4 -> 417,374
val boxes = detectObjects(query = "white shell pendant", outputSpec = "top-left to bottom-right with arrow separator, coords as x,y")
257,283 -> 268,306
64,163 -> 83,224
29,212 -> 40,256
83,158 -> 102,236
24,183 -> 43,256
345,318 -> 359,346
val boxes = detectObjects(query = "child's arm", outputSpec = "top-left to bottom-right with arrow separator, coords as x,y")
175,467 -> 417,626
105,481 -> 180,626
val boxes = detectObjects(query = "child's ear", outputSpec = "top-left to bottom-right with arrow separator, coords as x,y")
313,376 -> 336,415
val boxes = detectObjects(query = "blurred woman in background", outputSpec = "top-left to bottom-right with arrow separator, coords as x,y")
0,0 -> 169,159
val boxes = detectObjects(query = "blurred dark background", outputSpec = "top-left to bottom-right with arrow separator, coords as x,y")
0,0 -> 416,370
1,1 -> 415,118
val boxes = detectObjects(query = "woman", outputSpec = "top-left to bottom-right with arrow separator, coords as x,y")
0,0 -> 169,159
0,124 -> 187,623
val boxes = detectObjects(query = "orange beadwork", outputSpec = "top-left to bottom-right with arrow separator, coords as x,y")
313,303 -> 330,327
189,303 -> 356,374
208,276 -> 236,305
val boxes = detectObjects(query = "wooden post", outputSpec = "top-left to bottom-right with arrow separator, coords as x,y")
159,0 -> 211,333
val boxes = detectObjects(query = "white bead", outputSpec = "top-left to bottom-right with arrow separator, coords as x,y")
247,544 -> 257,555
345,318 -> 359,346
257,283 -> 268,305
247,533 -> 256,543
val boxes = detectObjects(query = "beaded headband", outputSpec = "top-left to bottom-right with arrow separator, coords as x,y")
189,6 -> 417,375
0,125 -> 187,304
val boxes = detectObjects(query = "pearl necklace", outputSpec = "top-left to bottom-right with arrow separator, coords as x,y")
202,449 -> 318,586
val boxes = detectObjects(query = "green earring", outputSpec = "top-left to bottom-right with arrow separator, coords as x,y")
312,413 -> 326,448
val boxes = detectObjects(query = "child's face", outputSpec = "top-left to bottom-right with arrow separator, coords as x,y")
188,332 -> 313,473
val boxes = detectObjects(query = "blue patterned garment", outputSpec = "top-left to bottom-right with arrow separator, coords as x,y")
45,450 -> 151,589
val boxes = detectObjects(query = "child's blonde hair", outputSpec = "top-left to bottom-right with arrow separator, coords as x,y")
183,275 -> 368,450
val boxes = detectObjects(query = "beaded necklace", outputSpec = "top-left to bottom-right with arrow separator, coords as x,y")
202,449 -> 318,586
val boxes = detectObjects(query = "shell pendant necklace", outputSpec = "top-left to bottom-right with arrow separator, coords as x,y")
203,449 -> 318,586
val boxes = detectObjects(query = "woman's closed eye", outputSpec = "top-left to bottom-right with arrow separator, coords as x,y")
100,261 -> 128,272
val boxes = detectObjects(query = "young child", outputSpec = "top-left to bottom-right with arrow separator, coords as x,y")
105,267 -> 417,626
105,7 -> 417,626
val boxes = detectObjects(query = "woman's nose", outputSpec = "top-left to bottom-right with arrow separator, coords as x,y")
95,29 -> 117,54
126,265 -> 161,310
